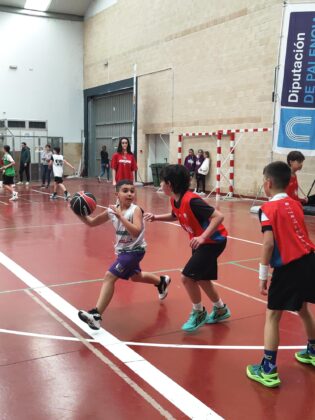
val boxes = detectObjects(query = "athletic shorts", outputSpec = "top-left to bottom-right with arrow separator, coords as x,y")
108,251 -> 145,280
54,176 -> 63,184
3,175 -> 14,185
268,252 -> 315,311
182,240 -> 227,281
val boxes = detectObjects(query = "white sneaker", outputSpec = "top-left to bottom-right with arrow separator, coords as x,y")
9,192 -> 18,201
78,309 -> 102,330
199,192 -> 206,196
16,181 -> 22,185
157,275 -> 171,300
25,182 -> 30,186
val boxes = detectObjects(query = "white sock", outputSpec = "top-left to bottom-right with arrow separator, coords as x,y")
214,299 -> 224,309
192,302 -> 203,311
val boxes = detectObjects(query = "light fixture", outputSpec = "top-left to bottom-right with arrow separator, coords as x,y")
24,0 -> 52,12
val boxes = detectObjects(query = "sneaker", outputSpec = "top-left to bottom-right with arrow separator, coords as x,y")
97,176 -> 101,183
246,364 -> 281,388
206,304 -> 231,324
295,348 -> 315,366
50,193 -> 58,200
78,309 -> 102,330
64,192 -> 71,201
199,192 -> 206,196
40,184 -> 45,188
9,192 -> 18,201
25,182 -> 30,186
181,307 -> 208,332
16,181 -> 22,185
156,275 -> 171,300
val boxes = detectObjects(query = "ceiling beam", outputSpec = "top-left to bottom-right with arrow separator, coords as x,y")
0,5 -> 83,21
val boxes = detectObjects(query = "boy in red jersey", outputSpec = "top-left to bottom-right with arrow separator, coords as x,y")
247,161 -> 315,388
144,164 -> 231,332
286,150 -> 315,206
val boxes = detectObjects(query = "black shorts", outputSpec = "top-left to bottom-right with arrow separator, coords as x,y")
54,177 -> 63,184
3,175 -> 14,185
268,252 -> 315,311
182,240 -> 227,281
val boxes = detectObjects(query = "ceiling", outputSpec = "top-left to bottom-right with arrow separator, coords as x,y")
0,0 -> 93,16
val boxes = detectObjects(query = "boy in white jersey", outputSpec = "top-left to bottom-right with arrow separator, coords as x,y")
49,146 -> 75,201
78,179 -> 171,330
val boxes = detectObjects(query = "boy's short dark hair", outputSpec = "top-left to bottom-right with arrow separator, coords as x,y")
53,147 -> 61,154
160,164 -> 190,195
116,179 -> 134,192
4,145 -> 10,153
263,161 -> 291,189
287,150 -> 305,165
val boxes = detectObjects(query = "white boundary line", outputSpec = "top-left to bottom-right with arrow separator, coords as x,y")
0,251 -> 222,420
162,221 -> 263,246
0,327 -> 305,350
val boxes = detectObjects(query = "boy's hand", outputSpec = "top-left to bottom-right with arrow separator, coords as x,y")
109,205 -> 122,219
190,235 -> 206,249
144,213 -> 155,222
259,279 -> 268,295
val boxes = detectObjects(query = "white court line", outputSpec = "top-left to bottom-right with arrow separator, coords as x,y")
0,251 -> 222,420
162,221 -> 263,246
0,200 -> 9,206
0,328 -> 305,350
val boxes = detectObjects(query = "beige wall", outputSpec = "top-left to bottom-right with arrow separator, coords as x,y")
63,143 -> 82,175
84,0 -> 315,197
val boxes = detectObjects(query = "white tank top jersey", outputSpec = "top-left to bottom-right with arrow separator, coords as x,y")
109,203 -> 146,254
52,154 -> 64,177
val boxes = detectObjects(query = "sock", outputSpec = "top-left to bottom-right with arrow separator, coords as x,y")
214,299 -> 224,309
64,190 -> 68,195
89,308 -> 100,315
262,350 -> 277,372
53,192 -> 57,196
192,302 -> 203,311
308,339 -> 315,355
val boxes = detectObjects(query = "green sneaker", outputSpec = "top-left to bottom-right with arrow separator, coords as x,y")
246,364 -> 281,388
295,348 -> 315,366
206,304 -> 231,324
181,307 -> 207,332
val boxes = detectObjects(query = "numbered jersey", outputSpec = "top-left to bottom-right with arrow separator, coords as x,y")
51,154 -> 64,177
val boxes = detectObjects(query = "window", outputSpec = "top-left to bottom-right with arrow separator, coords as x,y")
8,120 -> 26,128
29,121 -> 47,129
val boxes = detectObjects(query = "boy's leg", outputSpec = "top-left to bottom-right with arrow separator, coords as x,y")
78,271 -> 118,330
106,165 -> 110,181
47,168 -> 51,187
41,165 -> 46,186
25,163 -> 30,182
199,281 -> 231,323
296,302 -> 315,365
50,181 -> 58,199
201,174 -> 206,193
131,272 -> 171,300
19,164 -> 24,182
181,275 -> 207,332
246,309 -> 282,387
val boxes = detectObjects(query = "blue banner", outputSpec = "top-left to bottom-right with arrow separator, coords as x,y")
275,7 -> 315,155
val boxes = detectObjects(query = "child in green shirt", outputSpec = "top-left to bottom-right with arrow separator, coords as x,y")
0,145 -> 18,201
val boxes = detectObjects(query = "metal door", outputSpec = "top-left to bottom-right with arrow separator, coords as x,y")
89,91 -> 133,177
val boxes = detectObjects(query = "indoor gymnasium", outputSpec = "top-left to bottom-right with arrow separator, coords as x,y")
1,1 -> 315,419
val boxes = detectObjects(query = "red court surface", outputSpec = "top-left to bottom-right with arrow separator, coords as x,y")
0,180 -> 315,420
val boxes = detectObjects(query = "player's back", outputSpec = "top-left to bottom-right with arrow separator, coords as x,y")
261,195 -> 314,267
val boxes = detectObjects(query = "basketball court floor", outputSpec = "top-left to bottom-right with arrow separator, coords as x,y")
0,180 -> 314,419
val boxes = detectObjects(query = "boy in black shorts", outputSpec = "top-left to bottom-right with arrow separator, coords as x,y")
49,147 -> 75,201
0,145 -> 18,201
145,164 -> 231,332
247,161 -> 315,388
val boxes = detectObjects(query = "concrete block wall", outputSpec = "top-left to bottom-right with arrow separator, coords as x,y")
84,0 -> 315,197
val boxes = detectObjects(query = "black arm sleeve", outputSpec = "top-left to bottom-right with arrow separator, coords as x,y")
190,198 -> 214,224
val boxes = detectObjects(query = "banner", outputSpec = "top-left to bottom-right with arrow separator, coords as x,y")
274,3 -> 315,156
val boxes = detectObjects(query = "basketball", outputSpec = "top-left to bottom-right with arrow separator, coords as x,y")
70,191 -> 97,216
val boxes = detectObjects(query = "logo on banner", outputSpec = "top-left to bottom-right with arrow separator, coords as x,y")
279,108 -> 315,149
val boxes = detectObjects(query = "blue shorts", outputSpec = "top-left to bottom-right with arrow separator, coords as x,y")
108,251 -> 145,280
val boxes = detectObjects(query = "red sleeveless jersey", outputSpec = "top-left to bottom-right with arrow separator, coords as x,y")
261,196 -> 314,267
171,191 -> 227,244
285,175 -> 299,201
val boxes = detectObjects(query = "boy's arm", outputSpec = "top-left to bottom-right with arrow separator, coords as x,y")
109,205 -> 143,237
79,210 -> 109,227
259,230 -> 274,295
190,209 -> 224,249
64,159 -> 75,171
0,156 -> 15,170
144,212 -> 177,222
112,169 -> 116,186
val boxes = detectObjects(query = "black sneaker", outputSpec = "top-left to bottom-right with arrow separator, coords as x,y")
156,275 -> 171,300
78,308 -> 102,330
